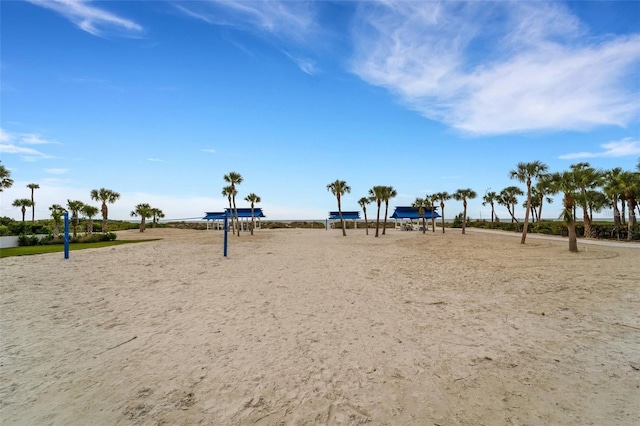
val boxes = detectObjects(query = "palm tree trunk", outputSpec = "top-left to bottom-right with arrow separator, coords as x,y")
537,196 -> 543,225
462,202 -> 467,235
612,196 -> 621,229
250,204 -> 255,235
422,216 -> 426,234
363,208 -> 369,236
440,203 -> 446,234
101,203 -> 108,233
232,196 -> 240,236
382,201 -> 389,235
375,202 -> 381,237
521,185 -> 532,244
628,198 -> 636,241
337,196 -> 346,236
568,221 -> 578,252
583,207 -> 593,238
491,202 -> 495,223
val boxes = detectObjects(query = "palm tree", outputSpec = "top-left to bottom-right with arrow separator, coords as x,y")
81,205 -> 99,234
603,167 -> 625,230
49,204 -> 65,238
433,192 -> 451,233
244,193 -> 261,235
570,162 -> 602,239
369,186 -> 386,237
453,188 -> 477,235
66,199 -> 85,238
150,208 -> 165,228
223,172 -> 243,236
12,198 -> 33,223
358,197 -> 370,235
221,185 -> 236,232
130,203 -> 152,233
381,186 -> 397,235
528,186 -> 553,224
326,179 -> 351,236
428,194 -> 438,232
413,197 -> 427,234
509,161 -> 549,244
482,190 -> 499,223
499,186 -> 524,223
618,170 -> 639,241
534,174 -> 554,225
90,188 -> 120,233
549,172 -> 579,252
26,183 -> 40,223
0,161 -> 13,191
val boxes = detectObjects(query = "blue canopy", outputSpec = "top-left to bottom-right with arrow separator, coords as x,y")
204,208 -> 265,220
390,206 -> 440,220
328,211 -> 361,220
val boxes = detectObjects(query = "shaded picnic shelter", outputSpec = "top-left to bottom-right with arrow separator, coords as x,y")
390,206 -> 440,231
203,208 -> 265,231
327,211 -> 361,230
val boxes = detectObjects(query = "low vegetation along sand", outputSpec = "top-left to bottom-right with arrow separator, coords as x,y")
1,228 -> 639,425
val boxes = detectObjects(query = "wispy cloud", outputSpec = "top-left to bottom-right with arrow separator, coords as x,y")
0,144 -> 54,160
21,133 -> 58,145
0,128 -> 11,143
174,1 -> 317,42
0,128 -> 57,160
147,158 -> 167,163
26,0 -> 143,37
351,1 -> 640,135
559,138 -> 640,159
283,51 -> 318,75
176,2 -> 322,75
201,148 -> 216,154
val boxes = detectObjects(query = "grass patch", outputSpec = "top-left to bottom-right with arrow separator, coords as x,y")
0,239 -> 159,258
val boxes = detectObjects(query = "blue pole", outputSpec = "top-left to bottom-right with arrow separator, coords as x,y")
223,213 -> 228,257
63,212 -> 70,259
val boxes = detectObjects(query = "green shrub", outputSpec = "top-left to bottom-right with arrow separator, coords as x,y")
18,234 -> 40,246
452,213 -> 463,228
0,225 -> 9,236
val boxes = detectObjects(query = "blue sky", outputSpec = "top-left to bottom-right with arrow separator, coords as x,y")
1,0 -> 639,222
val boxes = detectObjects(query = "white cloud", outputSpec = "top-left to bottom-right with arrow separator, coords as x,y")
26,0 -> 143,37
21,133 -> 58,145
559,138 -> 640,159
201,148 -> 216,154
0,128 -> 12,143
147,158 -> 167,163
283,51 -> 319,75
0,143 -> 53,160
175,1 -> 317,42
351,1 -> 640,135
0,128 -> 57,160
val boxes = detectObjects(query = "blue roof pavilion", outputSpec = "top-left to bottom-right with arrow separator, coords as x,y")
204,208 -> 265,220
327,211 -> 361,230
390,206 -> 439,220
390,206 -> 440,231
328,211 -> 361,220
203,208 -> 265,230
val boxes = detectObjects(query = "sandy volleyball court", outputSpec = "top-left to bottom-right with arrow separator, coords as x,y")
1,227 -> 639,425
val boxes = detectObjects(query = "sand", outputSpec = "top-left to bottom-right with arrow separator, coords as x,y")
1,227 -> 639,425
